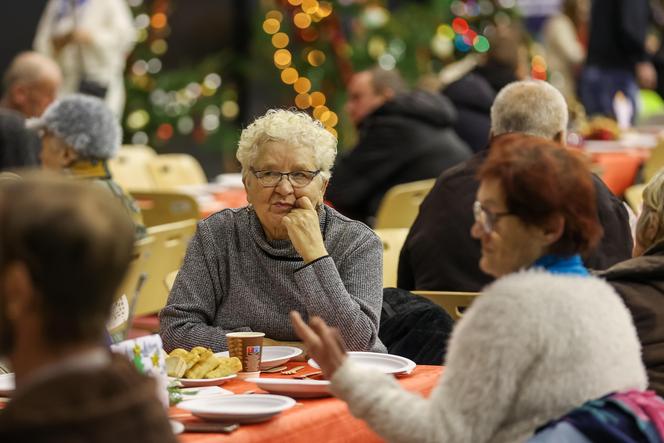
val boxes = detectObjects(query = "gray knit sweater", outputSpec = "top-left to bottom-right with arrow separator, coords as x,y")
159,204 -> 386,353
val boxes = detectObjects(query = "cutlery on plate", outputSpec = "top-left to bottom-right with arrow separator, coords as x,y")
294,371 -> 323,379
261,365 -> 288,373
183,422 -> 240,433
281,365 -> 305,375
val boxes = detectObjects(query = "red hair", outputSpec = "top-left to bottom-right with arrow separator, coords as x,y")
478,133 -> 602,256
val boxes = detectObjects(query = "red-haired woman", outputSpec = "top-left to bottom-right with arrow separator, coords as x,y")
291,134 -> 653,443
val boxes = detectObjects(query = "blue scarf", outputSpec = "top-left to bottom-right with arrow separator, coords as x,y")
532,254 -> 589,276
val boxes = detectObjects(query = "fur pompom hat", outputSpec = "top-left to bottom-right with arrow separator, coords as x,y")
27,94 -> 121,160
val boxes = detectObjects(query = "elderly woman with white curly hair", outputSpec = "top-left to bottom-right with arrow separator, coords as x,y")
160,109 -> 387,353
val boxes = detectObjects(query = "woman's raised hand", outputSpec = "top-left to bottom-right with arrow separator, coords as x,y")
290,311 -> 347,379
282,196 -> 328,263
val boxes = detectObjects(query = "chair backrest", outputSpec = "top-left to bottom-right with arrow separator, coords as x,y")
147,154 -> 208,189
624,184 -> 646,213
110,236 -> 155,335
644,141 -> 664,183
411,290 -> 479,321
133,219 -> 198,316
108,145 -> 157,191
130,190 -> 200,227
374,179 -> 436,229
374,228 -> 410,287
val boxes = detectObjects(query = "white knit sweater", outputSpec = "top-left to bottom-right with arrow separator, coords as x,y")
331,270 -> 647,443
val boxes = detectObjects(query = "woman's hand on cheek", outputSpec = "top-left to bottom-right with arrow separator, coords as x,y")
290,311 -> 347,379
282,196 -> 328,263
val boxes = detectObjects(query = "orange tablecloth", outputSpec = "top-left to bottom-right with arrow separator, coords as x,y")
172,363 -> 443,443
199,189 -> 247,218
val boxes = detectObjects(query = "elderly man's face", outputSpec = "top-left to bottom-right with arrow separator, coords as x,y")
244,140 -> 328,241
11,75 -> 60,118
345,72 -> 390,126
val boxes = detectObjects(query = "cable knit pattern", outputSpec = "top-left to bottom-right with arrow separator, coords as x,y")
330,270 -> 647,443
160,204 -> 386,353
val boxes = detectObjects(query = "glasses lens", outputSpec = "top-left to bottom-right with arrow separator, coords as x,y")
289,171 -> 315,187
256,171 -> 281,186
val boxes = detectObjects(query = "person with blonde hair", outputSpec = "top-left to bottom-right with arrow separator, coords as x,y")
160,109 -> 386,353
598,169 -> 664,396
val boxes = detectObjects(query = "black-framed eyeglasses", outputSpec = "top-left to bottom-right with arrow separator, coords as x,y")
251,169 -> 321,188
473,200 -> 514,234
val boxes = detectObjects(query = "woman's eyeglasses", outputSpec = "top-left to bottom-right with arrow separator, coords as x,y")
251,169 -> 320,188
473,201 -> 513,234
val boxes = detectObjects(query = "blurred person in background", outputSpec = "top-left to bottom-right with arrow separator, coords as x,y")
0,175 -> 175,442
0,52 -> 61,170
34,0 -> 136,115
27,94 -> 145,238
160,109 -> 386,353
326,67 -> 471,225
542,0 -> 590,103
579,0 -> 656,120
292,134 -> 650,443
399,80 -> 632,292
598,169 -> 664,397
441,25 -> 527,153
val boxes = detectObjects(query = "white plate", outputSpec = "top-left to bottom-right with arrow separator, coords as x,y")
309,352 -> 416,375
168,373 -> 236,387
0,373 -> 14,396
215,346 -> 303,370
179,394 -> 296,423
170,420 -> 185,435
246,377 -> 331,398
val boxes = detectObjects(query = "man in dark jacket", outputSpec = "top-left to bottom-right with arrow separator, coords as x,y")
398,80 -> 633,292
0,175 -> 175,442
579,0 -> 655,119
326,67 -> 471,225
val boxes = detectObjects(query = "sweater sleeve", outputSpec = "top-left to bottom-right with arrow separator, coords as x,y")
292,232 -> 384,351
330,292 -> 538,443
159,224 -> 250,352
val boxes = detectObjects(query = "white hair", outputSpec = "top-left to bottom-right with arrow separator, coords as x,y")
236,109 -> 337,180
490,80 -> 568,140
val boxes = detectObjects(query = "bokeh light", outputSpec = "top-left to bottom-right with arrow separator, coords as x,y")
452,17 -> 469,34
265,10 -> 283,21
151,13 -> 167,29
294,12 -> 312,29
281,67 -> 299,84
274,49 -> 292,68
473,35 -> 490,52
295,93 -> 312,109
307,50 -> 326,66
302,0 -> 319,14
263,18 -> 280,34
272,32 -> 289,48
294,77 -> 312,94
310,91 -> 326,107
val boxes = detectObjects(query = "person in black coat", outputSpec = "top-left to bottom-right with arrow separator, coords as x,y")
442,72 -> 495,153
398,80 -> 632,292
0,108 -> 41,171
326,67 -> 472,225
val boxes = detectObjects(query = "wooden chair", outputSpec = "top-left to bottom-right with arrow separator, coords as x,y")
108,145 -> 157,191
133,219 -> 198,316
130,190 -> 200,227
108,236 -> 155,339
374,179 -> 436,229
411,290 -> 479,321
147,154 -> 208,189
374,228 -> 410,288
643,141 -> 664,183
624,184 -> 646,213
